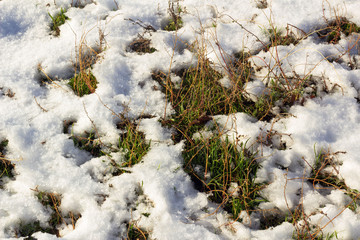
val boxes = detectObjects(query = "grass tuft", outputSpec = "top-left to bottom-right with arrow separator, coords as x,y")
17,221 -> 55,238
127,35 -> 156,54
263,26 -> 299,50
68,71 -> 97,97
116,120 -> 150,172
126,222 -> 148,240
164,1 -> 183,31
309,148 -> 359,212
317,17 -> 360,44
0,139 -> 14,182
48,8 -> 69,36
31,188 -> 81,237
69,34 -> 101,96
71,130 -> 104,157
184,136 -> 264,220
153,39 -> 271,142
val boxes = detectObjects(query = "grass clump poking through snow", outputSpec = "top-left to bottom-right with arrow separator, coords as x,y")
116,120 -> 150,172
285,148 -> 360,239
48,8 -> 69,36
184,136 -> 263,220
69,35 -> 100,97
126,222 -> 149,240
0,139 -> 14,182
127,35 -> 156,54
30,189 -> 81,237
17,221 -> 55,239
68,71 -> 97,97
153,40 -> 271,142
164,1 -> 183,31
309,148 -> 359,212
71,130 -> 104,157
262,26 -> 299,50
317,17 -> 360,44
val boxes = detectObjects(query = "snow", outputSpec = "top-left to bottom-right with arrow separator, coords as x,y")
1,0 -> 360,239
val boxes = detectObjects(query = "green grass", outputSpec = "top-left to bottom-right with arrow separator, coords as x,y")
153,59 -> 254,142
164,1 -> 183,31
165,18 -> 183,31
310,148 -> 359,212
184,136 -> 264,220
48,8 -> 69,36
71,130 -> 104,157
263,26 -> 299,49
17,221 -> 56,238
310,148 -> 347,189
68,71 -> 97,97
0,139 -> 14,180
31,189 -> 81,236
117,122 -> 150,171
154,41 -> 313,145
317,17 -> 360,43
35,190 -> 63,231
69,35 -> 101,97
126,222 -> 148,240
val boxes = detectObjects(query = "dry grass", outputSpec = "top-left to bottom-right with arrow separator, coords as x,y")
16,188 -> 82,238
127,35 -> 156,54
150,5 -> 360,234
68,32 -> 103,96
281,148 -> 360,239
0,139 -> 14,183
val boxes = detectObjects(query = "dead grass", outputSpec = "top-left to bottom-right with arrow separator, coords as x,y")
69,35 -> 99,96
317,1 -> 360,44
68,29 -> 106,96
18,188 -> 82,238
150,5 -> 360,233
127,35 -> 156,54
281,148 -> 360,239
126,221 -> 149,240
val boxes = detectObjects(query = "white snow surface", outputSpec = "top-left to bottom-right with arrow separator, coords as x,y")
1,0 -> 360,239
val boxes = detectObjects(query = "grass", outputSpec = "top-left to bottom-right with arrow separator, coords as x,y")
282,147 -> 360,239
126,222 -> 148,240
29,188 -> 81,237
69,33 -> 102,97
149,28 -> 316,223
153,55 -> 253,142
116,120 -> 150,173
184,136 -> 264,220
0,139 -> 14,181
36,190 -> 63,232
68,71 -> 97,97
71,130 -> 104,157
48,8 -> 69,36
17,2 -> 360,238
127,36 -> 156,54
164,1 -> 183,31
17,221 -> 55,238
150,33 -> 271,221
317,17 -> 360,44
153,33 -> 312,144
263,26 -> 299,50
149,13 -> 353,232
309,148 -> 359,212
